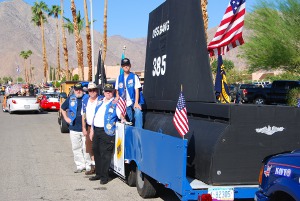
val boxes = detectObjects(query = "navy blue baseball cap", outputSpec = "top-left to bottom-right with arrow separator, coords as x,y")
121,58 -> 131,66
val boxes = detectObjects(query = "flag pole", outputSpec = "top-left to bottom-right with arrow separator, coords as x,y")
181,84 -> 184,140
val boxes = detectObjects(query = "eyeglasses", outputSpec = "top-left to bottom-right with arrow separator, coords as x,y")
88,89 -> 97,92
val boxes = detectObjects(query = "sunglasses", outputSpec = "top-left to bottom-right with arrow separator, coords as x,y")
88,89 -> 97,92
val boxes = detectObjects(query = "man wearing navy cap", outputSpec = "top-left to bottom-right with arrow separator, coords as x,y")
61,82 -> 92,173
88,83 -> 124,185
115,58 -> 144,128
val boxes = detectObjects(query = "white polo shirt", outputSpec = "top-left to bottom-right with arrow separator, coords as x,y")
93,98 -> 113,128
85,99 -> 98,126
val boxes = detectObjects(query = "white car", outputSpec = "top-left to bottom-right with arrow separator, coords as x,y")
4,94 -> 40,114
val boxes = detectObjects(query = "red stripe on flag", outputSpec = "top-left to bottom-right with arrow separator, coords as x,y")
117,97 -> 126,116
208,0 -> 246,56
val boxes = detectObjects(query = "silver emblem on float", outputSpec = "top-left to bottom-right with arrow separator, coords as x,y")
255,125 -> 284,135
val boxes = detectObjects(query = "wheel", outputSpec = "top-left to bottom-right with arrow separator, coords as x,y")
126,164 -> 137,187
271,192 -> 295,201
8,106 -> 13,114
60,117 -> 69,133
136,169 -> 157,198
254,97 -> 265,105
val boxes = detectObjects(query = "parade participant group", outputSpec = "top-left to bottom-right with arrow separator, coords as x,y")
61,58 -> 143,186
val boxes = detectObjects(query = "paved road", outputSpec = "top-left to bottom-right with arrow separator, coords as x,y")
0,96 -> 178,201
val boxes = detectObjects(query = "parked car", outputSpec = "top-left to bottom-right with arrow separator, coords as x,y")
255,150 -> 300,201
3,94 -> 40,114
242,80 -> 300,105
39,92 -> 60,111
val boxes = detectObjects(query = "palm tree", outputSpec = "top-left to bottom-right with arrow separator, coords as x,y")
201,0 -> 214,64
70,0 -> 84,80
19,50 -> 33,83
102,0 -> 108,62
60,0 -> 70,81
48,5 -> 61,80
201,0 -> 208,42
30,66 -> 35,83
31,1 -> 49,83
83,0 -> 93,81
63,12 -> 85,80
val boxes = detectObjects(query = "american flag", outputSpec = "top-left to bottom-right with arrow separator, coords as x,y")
207,0 -> 246,56
173,91 -> 189,137
117,93 -> 126,116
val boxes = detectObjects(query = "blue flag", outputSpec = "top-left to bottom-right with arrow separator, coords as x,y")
214,55 -> 230,103
120,52 -> 125,75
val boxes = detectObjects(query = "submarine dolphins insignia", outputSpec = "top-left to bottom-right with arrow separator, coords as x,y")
255,125 -> 284,135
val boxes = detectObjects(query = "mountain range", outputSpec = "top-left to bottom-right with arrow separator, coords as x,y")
0,0 -> 249,82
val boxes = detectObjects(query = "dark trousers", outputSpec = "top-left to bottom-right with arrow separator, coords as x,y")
92,127 -> 115,181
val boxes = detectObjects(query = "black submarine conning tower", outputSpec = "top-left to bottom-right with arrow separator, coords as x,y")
143,0 -> 216,108
142,0 -> 300,186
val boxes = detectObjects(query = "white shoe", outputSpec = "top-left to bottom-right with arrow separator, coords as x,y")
74,167 -> 85,173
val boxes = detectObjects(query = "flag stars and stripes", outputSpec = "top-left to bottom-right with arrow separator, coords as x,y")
117,96 -> 126,116
173,91 -> 189,137
208,0 -> 246,56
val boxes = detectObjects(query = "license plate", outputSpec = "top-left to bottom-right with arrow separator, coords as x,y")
51,106 -> 56,109
24,105 -> 30,109
208,187 -> 234,201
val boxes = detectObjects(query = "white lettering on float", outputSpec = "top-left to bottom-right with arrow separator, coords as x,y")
152,20 -> 170,39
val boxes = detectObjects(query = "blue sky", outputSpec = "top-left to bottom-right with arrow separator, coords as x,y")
10,0 -> 257,38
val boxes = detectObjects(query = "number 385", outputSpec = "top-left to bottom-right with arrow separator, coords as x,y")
152,55 -> 167,77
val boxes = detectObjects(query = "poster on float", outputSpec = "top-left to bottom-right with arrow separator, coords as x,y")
111,122 -> 125,177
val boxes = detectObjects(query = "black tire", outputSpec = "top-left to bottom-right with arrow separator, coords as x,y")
126,164 -> 137,187
254,97 -> 265,105
57,112 -> 61,124
136,169 -> 157,198
60,117 -> 69,133
271,193 -> 295,201
8,106 -> 13,114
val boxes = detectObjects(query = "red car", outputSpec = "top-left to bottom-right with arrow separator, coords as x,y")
39,92 -> 60,111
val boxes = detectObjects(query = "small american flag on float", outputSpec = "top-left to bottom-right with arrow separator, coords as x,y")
173,91 -> 189,137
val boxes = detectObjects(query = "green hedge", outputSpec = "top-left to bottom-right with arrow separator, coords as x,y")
287,88 -> 300,107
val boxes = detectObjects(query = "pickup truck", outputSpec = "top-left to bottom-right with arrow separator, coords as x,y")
255,150 -> 300,201
241,80 -> 300,105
